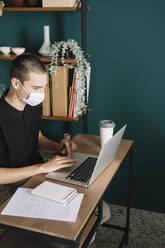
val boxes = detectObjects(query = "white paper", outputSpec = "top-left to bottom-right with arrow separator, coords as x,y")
1,188 -> 84,222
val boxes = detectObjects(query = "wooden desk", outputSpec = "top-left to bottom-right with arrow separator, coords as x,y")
0,134 -> 134,248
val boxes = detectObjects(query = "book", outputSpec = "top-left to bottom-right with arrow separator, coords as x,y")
31,181 -> 78,205
42,66 -> 51,116
86,63 -> 91,104
68,69 -> 77,118
73,90 -> 78,118
68,68 -> 74,114
51,66 -> 69,117
42,0 -> 79,7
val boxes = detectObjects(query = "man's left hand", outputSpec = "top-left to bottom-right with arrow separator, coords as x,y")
57,139 -> 77,157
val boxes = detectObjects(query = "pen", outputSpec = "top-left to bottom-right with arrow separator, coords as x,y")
64,133 -> 71,158
58,133 -> 72,157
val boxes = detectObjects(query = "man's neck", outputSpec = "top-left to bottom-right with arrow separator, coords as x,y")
5,87 -> 26,111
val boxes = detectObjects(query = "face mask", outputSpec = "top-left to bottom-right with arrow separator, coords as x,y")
17,81 -> 45,106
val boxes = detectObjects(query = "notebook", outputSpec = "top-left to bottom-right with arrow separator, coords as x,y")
31,181 -> 78,205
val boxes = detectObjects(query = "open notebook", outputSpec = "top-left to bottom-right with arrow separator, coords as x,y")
31,181 -> 78,205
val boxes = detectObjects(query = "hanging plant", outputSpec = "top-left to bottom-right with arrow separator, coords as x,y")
49,39 -> 88,116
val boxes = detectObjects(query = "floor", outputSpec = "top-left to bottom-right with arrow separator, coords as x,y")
90,204 -> 165,248
0,204 -> 165,248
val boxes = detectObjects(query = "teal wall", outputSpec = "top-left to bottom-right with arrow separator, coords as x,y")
0,0 -> 165,213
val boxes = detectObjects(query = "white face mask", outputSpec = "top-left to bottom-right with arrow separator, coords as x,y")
17,81 -> 45,106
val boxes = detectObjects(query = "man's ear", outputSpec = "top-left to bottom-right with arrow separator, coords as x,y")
10,78 -> 20,90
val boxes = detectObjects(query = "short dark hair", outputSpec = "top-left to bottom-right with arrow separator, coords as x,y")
9,53 -> 46,83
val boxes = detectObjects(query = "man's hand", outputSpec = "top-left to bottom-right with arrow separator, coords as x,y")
57,139 -> 77,157
40,155 -> 77,174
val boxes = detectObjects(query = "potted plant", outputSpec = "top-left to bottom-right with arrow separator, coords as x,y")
49,39 -> 89,117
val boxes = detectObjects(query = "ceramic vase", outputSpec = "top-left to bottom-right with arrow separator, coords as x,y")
38,25 -> 51,56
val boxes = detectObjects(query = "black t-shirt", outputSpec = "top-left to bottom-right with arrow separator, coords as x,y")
0,94 -> 42,168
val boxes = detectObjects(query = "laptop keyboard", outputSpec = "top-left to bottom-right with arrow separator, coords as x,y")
66,157 -> 97,183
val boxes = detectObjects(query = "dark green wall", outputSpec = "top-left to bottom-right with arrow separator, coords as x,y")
0,0 -> 165,213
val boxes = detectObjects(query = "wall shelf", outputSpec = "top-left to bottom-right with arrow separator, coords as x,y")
42,108 -> 91,122
3,7 -> 77,12
0,54 -> 76,63
0,54 -> 90,63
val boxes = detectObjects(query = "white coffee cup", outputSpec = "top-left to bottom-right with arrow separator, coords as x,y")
98,120 -> 115,147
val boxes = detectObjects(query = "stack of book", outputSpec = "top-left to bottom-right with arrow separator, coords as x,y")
42,64 -> 91,118
31,181 -> 78,205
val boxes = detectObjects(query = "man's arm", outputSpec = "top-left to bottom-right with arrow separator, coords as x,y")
38,131 -> 77,155
0,156 -> 76,185
38,131 -> 60,153
0,164 -> 43,184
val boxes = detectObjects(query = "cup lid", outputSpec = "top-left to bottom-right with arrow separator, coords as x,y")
98,120 -> 115,128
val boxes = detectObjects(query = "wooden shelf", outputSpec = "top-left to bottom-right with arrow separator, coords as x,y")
0,54 -> 15,61
0,54 -> 90,63
0,54 -> 77,64
41,108 -> 91,122
3,7 -> 77,12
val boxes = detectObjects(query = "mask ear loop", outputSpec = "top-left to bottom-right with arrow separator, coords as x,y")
16,80 -> 29,99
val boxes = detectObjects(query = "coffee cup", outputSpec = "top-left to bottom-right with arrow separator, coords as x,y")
98,120 -> 115,147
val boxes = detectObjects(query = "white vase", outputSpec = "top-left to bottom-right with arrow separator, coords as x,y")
38,25 -> 51,56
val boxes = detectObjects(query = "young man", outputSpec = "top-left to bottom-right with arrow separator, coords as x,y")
0,53 -> 76,204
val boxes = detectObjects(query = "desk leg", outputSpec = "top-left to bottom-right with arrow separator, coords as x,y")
125,145 -> 134,245
75,204 -> 102,248
100,144 -> 134,248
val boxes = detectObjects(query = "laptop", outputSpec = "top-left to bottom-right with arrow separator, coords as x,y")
45,125 -> 127,187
